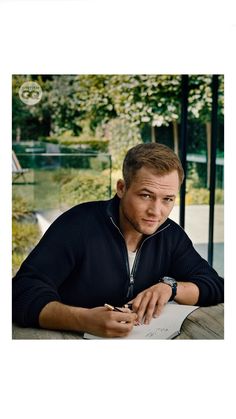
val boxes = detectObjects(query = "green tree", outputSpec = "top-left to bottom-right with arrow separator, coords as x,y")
75,75 -> 183,154
12,74 -> 224,166
188,75 -> 224,185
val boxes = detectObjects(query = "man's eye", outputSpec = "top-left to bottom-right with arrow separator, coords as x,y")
164,197 -> 174,202
140,194 -> 151,199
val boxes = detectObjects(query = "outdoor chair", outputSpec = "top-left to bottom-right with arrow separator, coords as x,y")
12,150 -> 29,183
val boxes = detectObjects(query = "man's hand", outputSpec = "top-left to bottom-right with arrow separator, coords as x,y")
128,281 -> 200,324
81,306 -> 138,337
129,283 -> 172,324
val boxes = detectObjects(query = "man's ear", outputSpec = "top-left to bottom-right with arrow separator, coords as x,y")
116,179 -> 126,198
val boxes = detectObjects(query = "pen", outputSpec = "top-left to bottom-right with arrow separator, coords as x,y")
104,303 -> 124,313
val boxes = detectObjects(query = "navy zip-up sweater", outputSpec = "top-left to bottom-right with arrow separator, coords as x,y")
12,195 -> 224,327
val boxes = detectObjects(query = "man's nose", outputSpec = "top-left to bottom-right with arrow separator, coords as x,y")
147,200 -> 162,217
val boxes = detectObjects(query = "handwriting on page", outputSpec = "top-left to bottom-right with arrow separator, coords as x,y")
145,327 -> 169,338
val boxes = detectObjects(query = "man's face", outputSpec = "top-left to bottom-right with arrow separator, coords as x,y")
117,167 -> 179,236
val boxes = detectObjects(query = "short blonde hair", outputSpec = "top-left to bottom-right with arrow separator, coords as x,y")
122,143 -> 184,188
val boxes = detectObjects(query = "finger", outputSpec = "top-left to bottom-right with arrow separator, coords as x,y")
143,294 -> 158,324
119,307 -> 132,313
108,316 -> 136,337
136,291 -> 153,323
111,311 -> 137,324
131,291 -> 150,314
153,297 -> 167,317
116,322 -> 135,337
123,304 -> 141,323
131,294 -> 143,312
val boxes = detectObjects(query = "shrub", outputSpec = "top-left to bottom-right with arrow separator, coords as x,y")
12,194 -> 35,220
12,220 -> 40,276
215,188 -> 224,204
185,187 -> 224,205
12,194 -> 41,276
60,171 -> 111,208
41,132 -> 109,152
186,188 -> 210,205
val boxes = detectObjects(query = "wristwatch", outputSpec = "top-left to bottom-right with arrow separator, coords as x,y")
159,276 -> 177,301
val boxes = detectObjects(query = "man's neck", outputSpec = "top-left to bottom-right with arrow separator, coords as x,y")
119,211 -> 143,252
125,237 -> 142,252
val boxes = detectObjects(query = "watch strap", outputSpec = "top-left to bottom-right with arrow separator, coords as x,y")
159,277 -> 177,301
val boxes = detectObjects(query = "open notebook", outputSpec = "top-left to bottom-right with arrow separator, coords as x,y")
83,302 -> 199,340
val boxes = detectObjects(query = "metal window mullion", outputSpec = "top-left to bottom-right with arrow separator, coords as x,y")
208,75 -> 219,266
179,75 -> 189,229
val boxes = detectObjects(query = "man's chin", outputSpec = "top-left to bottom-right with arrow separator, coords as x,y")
142,228 -> 159,235
139,223 -> 161,235
140,218 -> 168,235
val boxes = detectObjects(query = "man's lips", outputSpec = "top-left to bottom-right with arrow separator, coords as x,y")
142,219 -> 159,223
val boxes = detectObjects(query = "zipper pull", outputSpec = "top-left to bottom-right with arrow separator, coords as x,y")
126,274 -> 134,299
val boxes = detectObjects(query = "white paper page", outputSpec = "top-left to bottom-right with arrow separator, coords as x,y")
83,303 -> 199,340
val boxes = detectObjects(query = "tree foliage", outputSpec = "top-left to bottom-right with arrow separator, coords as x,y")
12,74 -> 224,149
188,75 -> 224,123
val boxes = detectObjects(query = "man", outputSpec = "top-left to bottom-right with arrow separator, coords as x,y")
12,143 -> 224,337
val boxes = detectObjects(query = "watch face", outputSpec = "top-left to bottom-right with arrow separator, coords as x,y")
162,277 -> 177,286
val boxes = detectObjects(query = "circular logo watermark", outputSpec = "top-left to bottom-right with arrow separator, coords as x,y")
19,81 -> 43,106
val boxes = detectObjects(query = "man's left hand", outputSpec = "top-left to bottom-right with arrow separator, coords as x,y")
129,283 -> 172,324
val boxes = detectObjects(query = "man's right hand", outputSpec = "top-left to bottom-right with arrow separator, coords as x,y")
81,306 -> 138,338
39,301 -> 137,338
